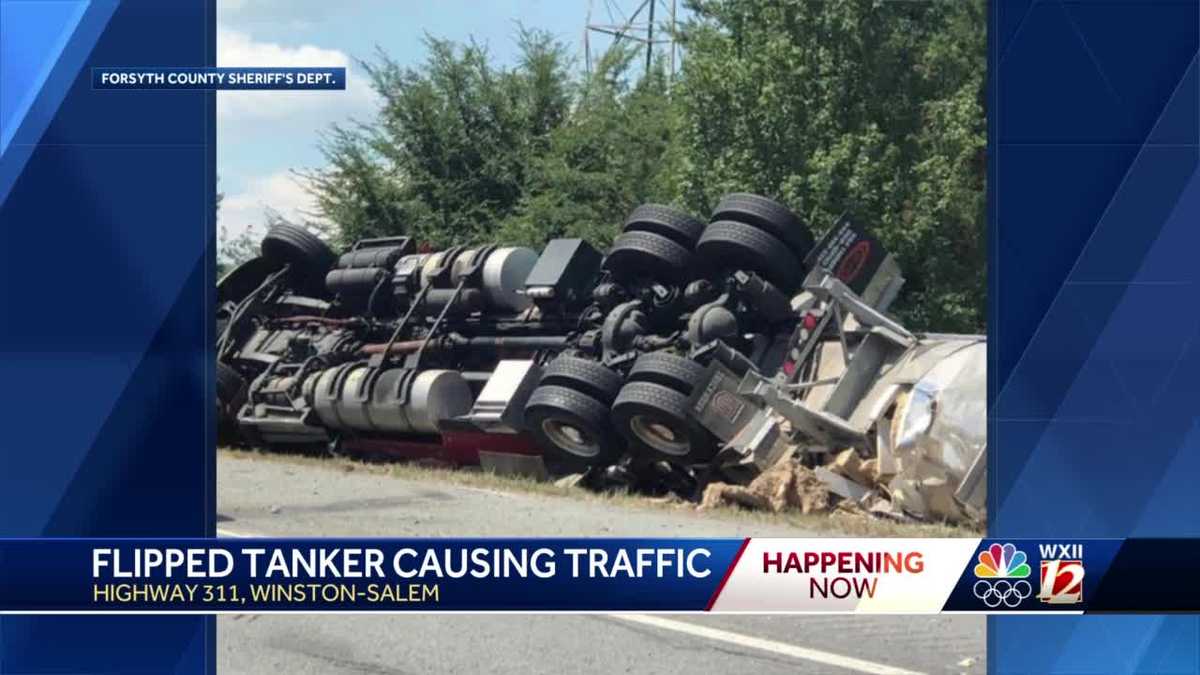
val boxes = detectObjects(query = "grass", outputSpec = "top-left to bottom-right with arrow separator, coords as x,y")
219,447 -> 978,538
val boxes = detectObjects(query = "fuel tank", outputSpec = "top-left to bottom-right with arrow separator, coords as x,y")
419,247 -> 538,312
311,364 -> 473,435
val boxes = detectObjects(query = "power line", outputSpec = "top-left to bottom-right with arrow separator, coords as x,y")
584,0 -> 678,78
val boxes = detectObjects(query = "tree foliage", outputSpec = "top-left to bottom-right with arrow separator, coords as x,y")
308,30 -> 575,249
497,48 -> 681,248
300,3 -> 986,331
674,0 -> 985,331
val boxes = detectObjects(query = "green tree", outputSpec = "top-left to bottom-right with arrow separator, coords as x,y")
674,0 -> 985,331
303,126 -> 414,248
306,5 -> 985,332
497,49 -> 681,248
309,29 -> 574,249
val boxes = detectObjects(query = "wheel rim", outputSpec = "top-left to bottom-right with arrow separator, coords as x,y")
541,419 -> 600,458
629,414 -> 690,456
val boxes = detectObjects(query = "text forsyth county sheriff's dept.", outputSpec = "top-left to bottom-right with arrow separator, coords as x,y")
97,71 -> 337,87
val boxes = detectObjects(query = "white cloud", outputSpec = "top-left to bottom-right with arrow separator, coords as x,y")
216,27 -> 370,254
216,25 -> 377,122
219,171 -> 320,247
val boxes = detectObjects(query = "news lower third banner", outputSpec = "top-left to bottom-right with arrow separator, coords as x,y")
0,538 -> 1192,613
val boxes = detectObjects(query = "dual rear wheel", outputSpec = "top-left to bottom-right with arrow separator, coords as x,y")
603,195 -> 815,294
524,352 -> 718,468
696,193 -> 814,293
612,352 -> 717,464
524,356 -> 625,467
603,204 -> 705,284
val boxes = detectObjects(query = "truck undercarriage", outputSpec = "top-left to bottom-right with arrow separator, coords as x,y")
217,194 -> 985,523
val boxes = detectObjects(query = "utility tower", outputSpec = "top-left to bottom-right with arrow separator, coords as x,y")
583,0 -> 679,77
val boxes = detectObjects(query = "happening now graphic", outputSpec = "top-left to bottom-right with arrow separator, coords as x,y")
972,543 -> 1033,608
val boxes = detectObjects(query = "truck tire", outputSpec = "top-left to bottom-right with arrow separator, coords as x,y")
603,231 -> 691,283
261,223 -> 336,278
626,351 -> 706,395
623,204 -> 706,248
216,362 -> 247,446
711,193 -> 814,260
525,385 -> 623,466
611,381 -> 717,464
540,356 -> 624,404
696,220 -> 804,292
217,256 -> 277,305
216,361 -> 247,412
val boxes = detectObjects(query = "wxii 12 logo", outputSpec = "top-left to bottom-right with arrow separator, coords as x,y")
972,543 -> 1033,608
1037,543 -> 1085,605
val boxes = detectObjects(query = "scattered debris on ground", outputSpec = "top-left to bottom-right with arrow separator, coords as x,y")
700,458 -> 833,515
693,435 -> 982,528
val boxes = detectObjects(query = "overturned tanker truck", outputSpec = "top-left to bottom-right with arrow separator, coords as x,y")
217,194 -> 985,517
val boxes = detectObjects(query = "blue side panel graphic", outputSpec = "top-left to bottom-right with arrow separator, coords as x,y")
0,0 -> 118,205
0,0 -> 215,672
0,0 -> 87,155
990,0 -> 1200,672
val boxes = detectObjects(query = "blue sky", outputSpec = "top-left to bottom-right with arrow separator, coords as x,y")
217,0 -> 611,243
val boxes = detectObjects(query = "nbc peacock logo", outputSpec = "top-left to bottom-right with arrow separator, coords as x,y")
974,543 -> 1031,579
972,543 -> 1032,608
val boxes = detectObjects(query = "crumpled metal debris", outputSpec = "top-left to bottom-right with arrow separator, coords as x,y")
884,341 -> 986,525
813,466 -> 873,503
686,327 -> 985,526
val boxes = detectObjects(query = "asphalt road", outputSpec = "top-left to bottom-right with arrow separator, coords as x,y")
217,454 -> 984,675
